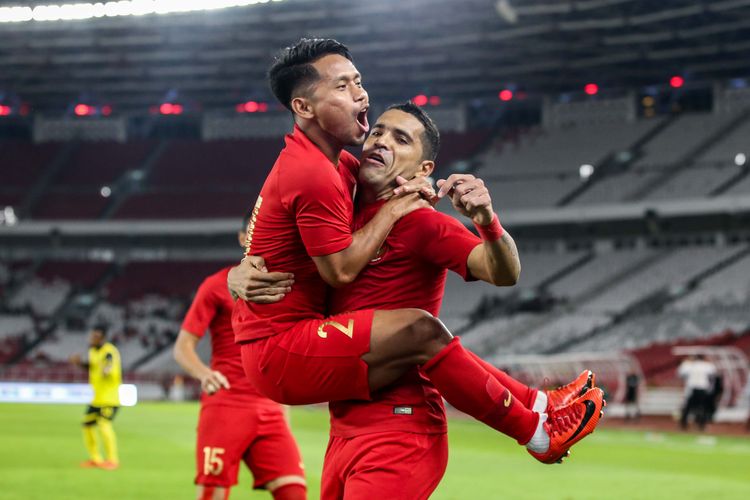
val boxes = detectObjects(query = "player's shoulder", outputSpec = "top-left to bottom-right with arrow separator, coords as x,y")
103,342 -> 120,355
198,266 -> 232,291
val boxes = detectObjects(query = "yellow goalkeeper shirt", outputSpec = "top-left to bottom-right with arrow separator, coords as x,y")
88,342 -> 121,407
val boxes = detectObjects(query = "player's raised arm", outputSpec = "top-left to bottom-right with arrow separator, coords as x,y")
437,173 -> 520,286
311,191 -> 429,288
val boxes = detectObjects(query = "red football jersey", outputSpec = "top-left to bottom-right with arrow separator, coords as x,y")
328,200 -> 482,437
182,267 -> 276,407
232,125 -> 359,342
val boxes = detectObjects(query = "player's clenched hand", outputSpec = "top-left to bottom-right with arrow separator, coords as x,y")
393,175 -> 438,205
436,174 -> 494,225
227,258 -> 294,303
69,354 -> 81,366
385,191 -> 432,219
200,370 -> 230,395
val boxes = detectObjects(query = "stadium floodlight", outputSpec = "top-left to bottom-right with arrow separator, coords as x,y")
735,153 -> 747,166
0,1 -> 285,23
584,83 -> 599,95
413,94 -> 428,106
579,164 -> 594,179
1,206 -> 18,226
100,186 -> 112,198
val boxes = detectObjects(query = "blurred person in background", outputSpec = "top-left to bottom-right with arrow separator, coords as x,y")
624,371 -> 641,422
69,325 -> 121,470
678,354 -> 717,431
173,211 -> 306,500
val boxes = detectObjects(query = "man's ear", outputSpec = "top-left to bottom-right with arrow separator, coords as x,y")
291,96 -> 314,120
418,160 -> 435,178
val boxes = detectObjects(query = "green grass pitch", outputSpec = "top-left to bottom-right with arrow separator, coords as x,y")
1,402 -> 749,499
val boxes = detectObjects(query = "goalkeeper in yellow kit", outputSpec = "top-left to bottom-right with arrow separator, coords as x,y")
70,325 -> 122,470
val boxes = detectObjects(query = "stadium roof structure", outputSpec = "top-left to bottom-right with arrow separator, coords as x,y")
1,0 -> 750,112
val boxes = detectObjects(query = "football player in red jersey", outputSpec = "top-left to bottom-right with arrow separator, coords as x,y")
230,38 -> 603,469
174,212 -> 306,500
322,104 -> 603,497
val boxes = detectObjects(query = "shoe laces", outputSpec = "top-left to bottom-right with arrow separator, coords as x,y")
548,402 -> 582,438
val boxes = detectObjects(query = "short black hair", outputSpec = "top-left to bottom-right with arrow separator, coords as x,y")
92,325 -> 108,337
268,38 -> 353,111
386,101 -> 441,161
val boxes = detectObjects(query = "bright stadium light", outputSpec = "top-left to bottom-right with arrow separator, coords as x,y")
0,1 -> 284,23
0,206 -> 18,226
579,164 -> 594,180
736,153 -> 747,166
100,186 -> 112,197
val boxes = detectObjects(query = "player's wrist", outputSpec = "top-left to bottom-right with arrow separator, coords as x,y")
474,213 -> 504,241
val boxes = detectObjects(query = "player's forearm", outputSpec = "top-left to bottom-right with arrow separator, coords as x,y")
469,232 -> 521,286
314,206 -> 398,287
173,332 -> 212,382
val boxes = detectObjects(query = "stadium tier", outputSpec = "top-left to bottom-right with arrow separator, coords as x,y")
2,91 -> 749,426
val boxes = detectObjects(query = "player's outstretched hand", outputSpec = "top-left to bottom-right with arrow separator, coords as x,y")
436,174 -> 494,225
227,257 -> 294,303
69,353 -> 81,366
200,370 -> 230,395
393,175 -> 438,205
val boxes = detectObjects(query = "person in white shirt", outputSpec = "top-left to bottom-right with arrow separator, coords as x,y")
678,354 -> 717,431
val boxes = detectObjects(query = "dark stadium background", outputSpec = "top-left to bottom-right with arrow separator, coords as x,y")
0,1 -> 749,499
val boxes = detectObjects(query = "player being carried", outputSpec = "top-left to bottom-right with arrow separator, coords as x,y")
173,212 -> 306,500
230,38 -> 605,469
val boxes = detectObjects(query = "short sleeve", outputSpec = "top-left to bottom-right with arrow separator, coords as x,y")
181,278 -> 219,337
280,160 -> 354,257
401,210 -> 481,280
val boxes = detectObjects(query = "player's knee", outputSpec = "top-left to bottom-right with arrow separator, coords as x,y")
405,310 -> 451,360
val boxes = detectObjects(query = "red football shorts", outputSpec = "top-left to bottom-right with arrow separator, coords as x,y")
241,310 -> 374,405
195,404 -> 305,489
321,431 -> 449,500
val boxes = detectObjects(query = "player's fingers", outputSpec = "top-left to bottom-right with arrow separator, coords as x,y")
393,176 -> 432,196
213,372 -> 230,390
245,255 -> 268,273
246,278 -> 294,290
245,286 -> 291,298
249,294 -> 286,304
249,271 -> 295,283
437,174 -> 470,198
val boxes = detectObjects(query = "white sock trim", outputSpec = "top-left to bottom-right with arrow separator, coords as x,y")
532,390 -> 547,413
526,412 -> 550,453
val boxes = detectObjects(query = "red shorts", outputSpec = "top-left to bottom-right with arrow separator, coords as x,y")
321,431 -> 448,500
195,404 -> 305,489
241,310 -> 374,405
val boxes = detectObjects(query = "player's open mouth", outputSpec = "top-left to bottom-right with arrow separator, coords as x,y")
364,151 -> 386,167
356,108 -> 369,133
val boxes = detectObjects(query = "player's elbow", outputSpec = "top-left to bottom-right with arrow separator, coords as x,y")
488,266 -> 519,287
322,269 -> 357,288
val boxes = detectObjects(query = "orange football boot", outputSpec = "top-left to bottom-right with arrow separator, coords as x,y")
529,387 -> 605,464
545,370 -> 595,412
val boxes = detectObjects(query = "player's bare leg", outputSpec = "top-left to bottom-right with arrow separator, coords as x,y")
196,486 -> 228,500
